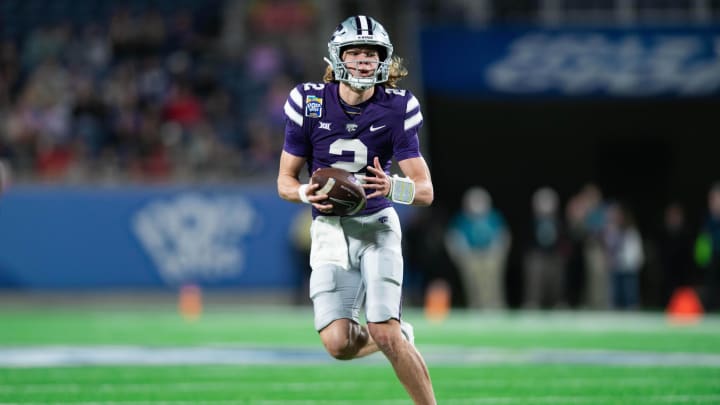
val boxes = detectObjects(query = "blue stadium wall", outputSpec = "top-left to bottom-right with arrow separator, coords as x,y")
0,185 -> 306,289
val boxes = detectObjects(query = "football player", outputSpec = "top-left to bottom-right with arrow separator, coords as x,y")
277,15 -> 436,404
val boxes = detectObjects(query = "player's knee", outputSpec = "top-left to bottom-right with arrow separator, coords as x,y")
322,332 -> 364,360
367,321 -> 402,358
323,337 -> 356,360
320,322 -> 365,360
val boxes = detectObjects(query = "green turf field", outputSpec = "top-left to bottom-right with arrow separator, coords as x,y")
0,298 -> 719,404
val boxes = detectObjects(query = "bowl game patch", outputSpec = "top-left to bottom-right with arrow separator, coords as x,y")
305,95 -> 323,118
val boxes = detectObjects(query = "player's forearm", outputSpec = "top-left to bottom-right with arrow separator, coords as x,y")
277,175 -> 304,203
277,151 -> 308,203
412,179 -> 434,206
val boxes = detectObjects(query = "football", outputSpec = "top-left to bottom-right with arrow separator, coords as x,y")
311,167 -> 367,216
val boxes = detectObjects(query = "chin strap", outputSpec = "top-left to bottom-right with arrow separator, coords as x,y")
387,175 -> 415,205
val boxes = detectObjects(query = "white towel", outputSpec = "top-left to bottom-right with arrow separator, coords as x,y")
310,216 -> 349,271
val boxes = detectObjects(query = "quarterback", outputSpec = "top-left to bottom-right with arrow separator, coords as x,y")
276,15 -> 436,404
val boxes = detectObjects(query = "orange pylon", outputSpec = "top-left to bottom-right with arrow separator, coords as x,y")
666,286 -> 703,325
424,279 -> 451,323
179,284 -> 203,321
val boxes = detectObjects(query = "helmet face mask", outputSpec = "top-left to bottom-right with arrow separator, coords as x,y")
326,15 -> 394,90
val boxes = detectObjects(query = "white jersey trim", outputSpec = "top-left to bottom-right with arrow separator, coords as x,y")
289,88 -> 303,108
284,100 -> 303,127
406,96 -> 419,113
404,111 -> 423,131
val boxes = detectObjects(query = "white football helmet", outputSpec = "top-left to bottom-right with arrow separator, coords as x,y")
325,15 -> 394,90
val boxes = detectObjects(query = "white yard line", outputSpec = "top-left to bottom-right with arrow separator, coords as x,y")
0,345 -> 719,368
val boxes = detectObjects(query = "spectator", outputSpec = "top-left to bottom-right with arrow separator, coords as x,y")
523,187 -> 567,309
136,56 -> 170,105
65,23 -> 111,73
445,186 -> 511,309
72,77 -> 109,162
163,80 -> 204,129
579,183 -> 610,310
564,192 -> 588,308
604,202 -> 645,310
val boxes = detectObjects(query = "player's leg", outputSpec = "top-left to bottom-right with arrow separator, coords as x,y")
318,318 -> 379,359
361,209 -> 436,404
367,319 -> 435,404
310,264 -> 380,360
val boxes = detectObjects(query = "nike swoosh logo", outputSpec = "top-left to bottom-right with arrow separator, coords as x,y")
370,124 -> 386,132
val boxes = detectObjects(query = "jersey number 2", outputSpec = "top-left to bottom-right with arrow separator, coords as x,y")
329,139 -> 368,173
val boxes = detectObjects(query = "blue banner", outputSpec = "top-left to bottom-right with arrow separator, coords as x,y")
421,25 -> 720,98
0,185 -> 305,289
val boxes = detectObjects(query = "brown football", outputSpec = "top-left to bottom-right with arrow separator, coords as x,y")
311,167 -> 367,216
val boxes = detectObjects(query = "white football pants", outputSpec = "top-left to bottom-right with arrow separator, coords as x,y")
308,207 -> 404,331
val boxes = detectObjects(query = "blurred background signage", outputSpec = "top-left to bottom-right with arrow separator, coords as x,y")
422,26 -> 720,97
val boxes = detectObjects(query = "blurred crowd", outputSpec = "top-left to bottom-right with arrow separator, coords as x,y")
3,0 -> 714,186
405,182 -> 720,313
0,0 -> 318,184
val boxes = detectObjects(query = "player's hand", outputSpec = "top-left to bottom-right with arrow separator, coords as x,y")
303,176 -> 334,214
311,196 -> 334,214
363,157 -> 391,199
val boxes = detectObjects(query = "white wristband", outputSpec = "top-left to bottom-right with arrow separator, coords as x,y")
387,175 -> 415,205
298,184 -> 311,204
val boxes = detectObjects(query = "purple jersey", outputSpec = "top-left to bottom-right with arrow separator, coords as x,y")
283,81 -> 424,216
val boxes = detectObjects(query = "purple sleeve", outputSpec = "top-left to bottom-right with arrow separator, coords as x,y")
283,119 -> 308,157
282,85 -> 309,157
393,92 -> 424,162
